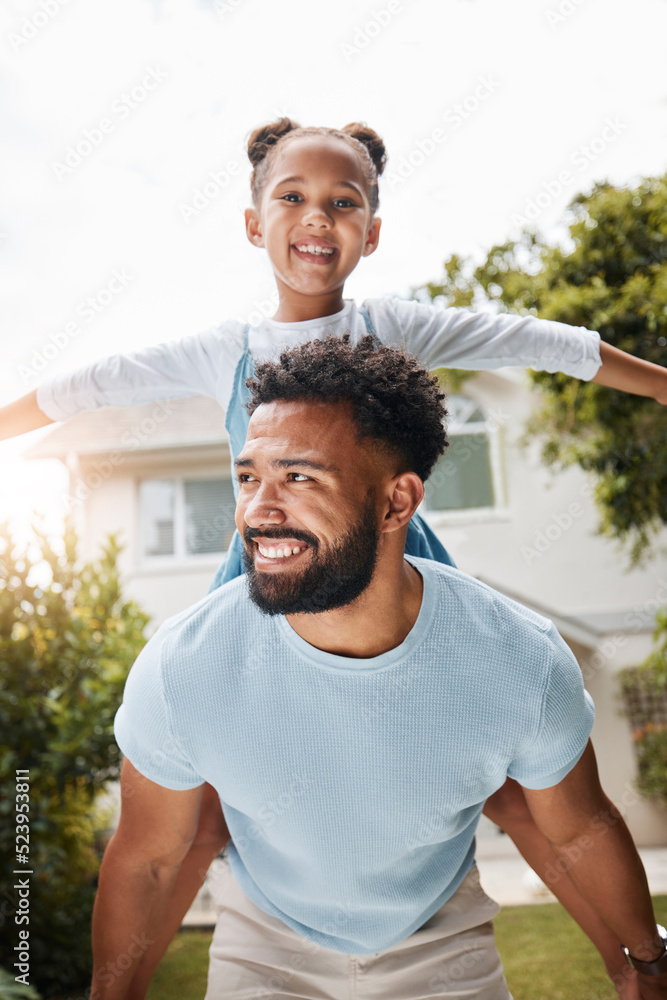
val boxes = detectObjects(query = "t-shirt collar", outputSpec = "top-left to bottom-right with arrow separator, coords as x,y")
274,556 -> 436,673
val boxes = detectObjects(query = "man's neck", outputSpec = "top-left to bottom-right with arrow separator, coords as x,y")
285,558 -> 424,658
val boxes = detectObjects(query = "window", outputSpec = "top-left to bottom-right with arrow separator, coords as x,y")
423,395 -> 499,515
139,476 -> 236,560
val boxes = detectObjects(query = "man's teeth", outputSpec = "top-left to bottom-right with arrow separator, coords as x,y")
295,244 -> 335,255
257,543 -> 306,559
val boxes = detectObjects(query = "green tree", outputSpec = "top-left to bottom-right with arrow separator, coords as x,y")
0,521 -> 149,998
413,174 -> 667,564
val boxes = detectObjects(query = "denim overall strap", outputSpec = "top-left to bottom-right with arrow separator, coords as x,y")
208,325 -> 255,592
224,323 -> 254,490
358,304 -> 375,335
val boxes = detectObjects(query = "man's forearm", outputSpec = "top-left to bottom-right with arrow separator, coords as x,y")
91,833 -> 183,1000
592,341 -> 667,404
125,835 -> 228,999
550,797 -> 662,964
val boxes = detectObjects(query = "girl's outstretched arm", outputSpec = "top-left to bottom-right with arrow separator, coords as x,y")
0,389 -> 54,442
592,342 -> 667,404
385,296 -> 666,402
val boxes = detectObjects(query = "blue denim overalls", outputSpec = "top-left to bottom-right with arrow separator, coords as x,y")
207,306 -> 455,593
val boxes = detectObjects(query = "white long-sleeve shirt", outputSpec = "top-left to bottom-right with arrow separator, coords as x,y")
36,296 -> 601,422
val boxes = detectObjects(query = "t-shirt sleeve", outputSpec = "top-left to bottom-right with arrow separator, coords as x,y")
383,296 -> 602,380
507,623 -> 595,789
35,323 -> 242,422
114,625 -> 205,791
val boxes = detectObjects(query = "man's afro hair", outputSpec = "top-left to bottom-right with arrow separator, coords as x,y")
245,333 -> 448,482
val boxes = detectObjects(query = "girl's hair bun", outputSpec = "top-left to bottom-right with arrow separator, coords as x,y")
340,122 -> 387,177
247,118 -> 301,167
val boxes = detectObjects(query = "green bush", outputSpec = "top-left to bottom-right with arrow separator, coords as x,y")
620,606 -> 667,807
0,521 -> 149,998
0,966 -> 41,999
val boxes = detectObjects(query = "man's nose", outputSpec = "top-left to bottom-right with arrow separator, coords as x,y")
242,486 -> 286,528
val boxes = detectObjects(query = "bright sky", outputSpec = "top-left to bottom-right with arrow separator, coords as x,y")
1,0 -> 667,532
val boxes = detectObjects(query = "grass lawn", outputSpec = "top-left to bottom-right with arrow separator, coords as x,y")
147,895 -> 667,999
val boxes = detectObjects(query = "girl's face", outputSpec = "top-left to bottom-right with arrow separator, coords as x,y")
245,136 -> 381,317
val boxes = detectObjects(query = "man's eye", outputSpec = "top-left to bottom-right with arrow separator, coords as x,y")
289,473 -> 311,482
238,474 -> 257,483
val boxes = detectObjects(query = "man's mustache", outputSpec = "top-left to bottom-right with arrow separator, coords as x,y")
244,526 -> 319,549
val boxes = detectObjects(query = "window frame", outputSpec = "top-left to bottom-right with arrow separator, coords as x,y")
420,394 -> 508,527
136,472 -> 236,567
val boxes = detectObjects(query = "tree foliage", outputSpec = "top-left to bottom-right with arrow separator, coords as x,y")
413,174 -> 667,564
0,521 -> 149,997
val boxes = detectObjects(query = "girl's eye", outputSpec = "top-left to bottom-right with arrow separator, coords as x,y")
280,193 -> 302,202
333,198 -> 356,208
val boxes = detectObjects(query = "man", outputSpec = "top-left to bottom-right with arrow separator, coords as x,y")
92,334 -> 667,1000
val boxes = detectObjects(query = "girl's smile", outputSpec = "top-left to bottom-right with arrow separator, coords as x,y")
291,237 -> 339,264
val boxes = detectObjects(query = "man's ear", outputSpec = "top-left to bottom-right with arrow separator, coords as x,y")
381,471 -> 424,533
245,207 -> 265,248
362,216 -> 381,257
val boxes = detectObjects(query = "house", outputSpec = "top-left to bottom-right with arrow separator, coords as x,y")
26,370 -> 667,853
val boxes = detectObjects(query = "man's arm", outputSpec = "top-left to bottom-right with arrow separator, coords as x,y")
523,741 -> 667,999
91,758 -> 204,1000
0,389 -> 54,442
124,783 -> 230,1000
591,341 -> 667,404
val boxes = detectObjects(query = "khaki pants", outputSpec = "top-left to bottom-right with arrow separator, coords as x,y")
205,856 -> 513,999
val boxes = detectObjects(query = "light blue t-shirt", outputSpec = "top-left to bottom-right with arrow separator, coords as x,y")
114,556 -> 595,955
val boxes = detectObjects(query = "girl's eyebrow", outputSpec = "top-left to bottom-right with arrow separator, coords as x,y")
273,175 -> 363,195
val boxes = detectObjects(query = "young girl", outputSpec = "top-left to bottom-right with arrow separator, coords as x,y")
4,118 -> 664,999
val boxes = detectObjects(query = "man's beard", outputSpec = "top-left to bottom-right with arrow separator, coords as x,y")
242,494 -> 380,616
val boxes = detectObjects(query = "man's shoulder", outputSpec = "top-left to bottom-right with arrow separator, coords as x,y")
411,556 -> 555,640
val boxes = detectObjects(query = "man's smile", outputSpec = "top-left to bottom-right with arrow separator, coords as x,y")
251,536 -> 312,569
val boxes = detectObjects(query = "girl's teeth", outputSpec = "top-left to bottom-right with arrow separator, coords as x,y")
296,244 -> 334,255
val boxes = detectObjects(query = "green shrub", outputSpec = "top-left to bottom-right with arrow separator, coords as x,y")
0,966 -> 41,999
0,521 -> 149,998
